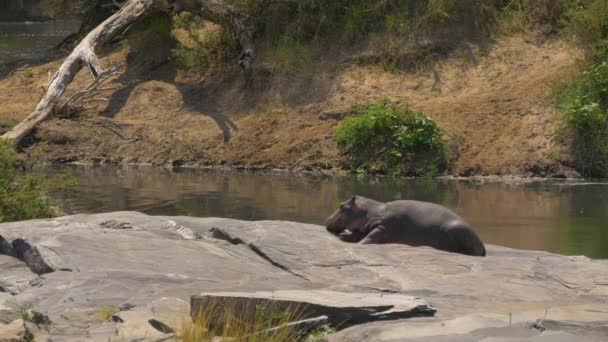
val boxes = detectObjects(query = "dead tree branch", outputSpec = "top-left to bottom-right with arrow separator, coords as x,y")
56,66 -> 122,118
2,0 -> 267,146
1,0 -> 160,145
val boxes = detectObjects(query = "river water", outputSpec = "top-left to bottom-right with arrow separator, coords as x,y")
49,165 -> 608,259
0,19 -> 81,65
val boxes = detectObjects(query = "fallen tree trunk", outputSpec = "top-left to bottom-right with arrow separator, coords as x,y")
1,0 -> 160,145
2,0 -> 263,146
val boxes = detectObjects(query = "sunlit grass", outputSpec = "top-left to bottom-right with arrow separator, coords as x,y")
181,301 -> 332,342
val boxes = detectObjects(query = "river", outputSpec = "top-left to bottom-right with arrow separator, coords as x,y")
49,165 -> 608,259
0,19 -> 81,65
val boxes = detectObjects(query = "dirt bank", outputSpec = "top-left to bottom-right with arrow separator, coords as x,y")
0,32 -> 582,177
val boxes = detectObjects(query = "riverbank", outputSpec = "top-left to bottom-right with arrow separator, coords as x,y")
1,212 -> 607,341
0,29 -> 583,178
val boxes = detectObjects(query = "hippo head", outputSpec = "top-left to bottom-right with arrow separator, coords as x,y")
325,196 -> 369,236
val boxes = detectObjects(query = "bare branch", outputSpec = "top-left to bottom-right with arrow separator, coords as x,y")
1,0 -> 159,145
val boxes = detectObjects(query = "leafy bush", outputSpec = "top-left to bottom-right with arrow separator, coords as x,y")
335,100 -> 445,176
558,60 -> 608,176
0,140 -> 76,223
553,1 -> 608,176
561,0 -> 608,47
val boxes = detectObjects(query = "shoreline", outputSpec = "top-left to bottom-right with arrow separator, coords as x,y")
49,160 -> 597,184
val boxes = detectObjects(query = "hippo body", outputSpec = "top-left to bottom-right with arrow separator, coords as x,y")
326,196 -> 486,257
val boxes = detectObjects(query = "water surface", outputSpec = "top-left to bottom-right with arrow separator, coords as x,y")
50,165 -> 608,259
0,19 -> 81,65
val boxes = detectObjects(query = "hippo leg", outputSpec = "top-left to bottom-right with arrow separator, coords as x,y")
339,230 -> 365,243
360,226 -> 391,244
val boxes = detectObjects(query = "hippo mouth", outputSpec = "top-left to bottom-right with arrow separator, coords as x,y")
325,215 -> 347,236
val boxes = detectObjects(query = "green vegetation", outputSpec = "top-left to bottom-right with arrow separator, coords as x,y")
554,0 -> 608,177
335,100 -> 445,176
171,12 -> 237,74
182,303 -> 331,342
0,140 -> 76,223
558,59 -> 608,176
162,1 -> 568,75
0,118 -> 19,131
100,0 -> 598,77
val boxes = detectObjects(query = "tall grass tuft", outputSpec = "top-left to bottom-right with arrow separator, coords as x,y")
181,301 -> 331,342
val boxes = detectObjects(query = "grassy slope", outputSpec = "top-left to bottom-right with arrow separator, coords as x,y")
0,18 -> 582,177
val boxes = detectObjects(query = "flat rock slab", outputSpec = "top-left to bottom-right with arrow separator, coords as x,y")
192,290 -> 435,328
0,212 -> 607,341
329,317 -> 608,342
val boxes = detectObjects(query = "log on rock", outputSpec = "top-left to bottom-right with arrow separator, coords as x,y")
190,290 -> 436,329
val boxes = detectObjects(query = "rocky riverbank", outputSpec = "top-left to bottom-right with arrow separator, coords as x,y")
1,212 -> 607,341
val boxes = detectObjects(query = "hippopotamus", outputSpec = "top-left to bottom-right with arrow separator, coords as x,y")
326,196 -> 486,256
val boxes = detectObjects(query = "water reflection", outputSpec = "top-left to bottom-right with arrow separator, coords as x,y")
50,165 -> 608,258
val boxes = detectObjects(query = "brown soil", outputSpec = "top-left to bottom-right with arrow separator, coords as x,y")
0,33 -> 582,177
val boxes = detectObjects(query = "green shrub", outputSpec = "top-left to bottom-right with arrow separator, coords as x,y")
561,0 -> 608,48
557,60 -> 608,176
335,100 -> 445,176
553,0 -> 608,176
0,140 -> 76,223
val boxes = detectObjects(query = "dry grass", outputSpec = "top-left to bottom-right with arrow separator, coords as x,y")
180,301 -> 330,342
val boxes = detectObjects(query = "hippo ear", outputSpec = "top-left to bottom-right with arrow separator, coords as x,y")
348,195 -> 357,204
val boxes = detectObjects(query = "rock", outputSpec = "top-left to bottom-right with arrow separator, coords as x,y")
0,255 -> 38,295
191,290 -> 435,328
113,297 -> 188,340
0,319 -> 29,342
0,212 -> 607,341
329,318 -> 608,342
0,309 -> 19,325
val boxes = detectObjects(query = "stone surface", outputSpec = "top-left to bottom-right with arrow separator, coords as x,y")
0,319 -> 28,342
0,212 -> 607,341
